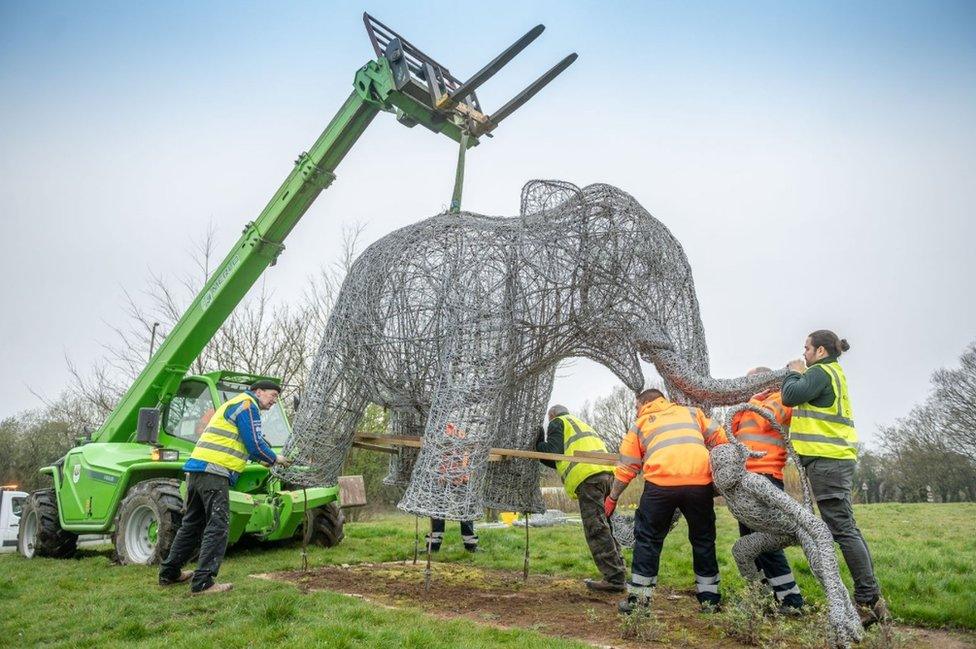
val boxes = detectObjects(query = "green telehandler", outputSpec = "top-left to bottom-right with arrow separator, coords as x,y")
16,13 -> 576,565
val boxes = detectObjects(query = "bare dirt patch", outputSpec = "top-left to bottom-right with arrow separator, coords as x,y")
257,561 -> 975,649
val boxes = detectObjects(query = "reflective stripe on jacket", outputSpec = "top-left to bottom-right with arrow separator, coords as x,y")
615,397 -> 728,487
553,415 -> 612,499
189,392 -> 254,473
732,391 -> 791,480
790,362 -> 858,460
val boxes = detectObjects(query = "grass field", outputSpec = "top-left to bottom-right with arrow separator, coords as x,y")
0,502 -> 973,648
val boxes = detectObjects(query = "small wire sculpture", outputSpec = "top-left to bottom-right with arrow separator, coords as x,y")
713,404 -> 863,648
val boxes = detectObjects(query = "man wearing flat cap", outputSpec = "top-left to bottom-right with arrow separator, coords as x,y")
159,379 -> 291,594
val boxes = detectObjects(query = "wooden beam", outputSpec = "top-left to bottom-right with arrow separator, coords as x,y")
355,439 -> 505,462
573,450 -> 619,460
357,433 -> 422,442
351,441 -> 399,454
357,434 -> 423,449
353,434 -> 620,466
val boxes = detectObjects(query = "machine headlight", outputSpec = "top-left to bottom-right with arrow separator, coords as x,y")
150,448 -> 180,462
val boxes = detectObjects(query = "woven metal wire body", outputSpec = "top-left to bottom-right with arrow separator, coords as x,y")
610,510 -> 681,549
609,512 -> 636,548
278,180 -> 784,520
713,404 -> 863,648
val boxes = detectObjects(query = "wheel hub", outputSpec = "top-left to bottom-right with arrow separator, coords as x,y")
124,504 -> 159,564
20,510 -> 38,558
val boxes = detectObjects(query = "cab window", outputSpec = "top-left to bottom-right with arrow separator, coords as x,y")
164,381 -> 215,442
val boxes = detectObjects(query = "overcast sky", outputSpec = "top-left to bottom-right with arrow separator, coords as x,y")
1,1 -> 974,447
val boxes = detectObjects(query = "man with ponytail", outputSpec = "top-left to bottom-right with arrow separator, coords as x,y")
783,330 -> 888,627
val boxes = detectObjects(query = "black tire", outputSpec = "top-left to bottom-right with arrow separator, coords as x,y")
17,489 -> 77,559
113,479 -> 183,565
305,502 -> 345,548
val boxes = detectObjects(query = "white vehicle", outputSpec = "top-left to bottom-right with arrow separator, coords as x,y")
1,486 -> 27,553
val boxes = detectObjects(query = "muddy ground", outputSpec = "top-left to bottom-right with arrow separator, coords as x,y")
257,561 -> 975,649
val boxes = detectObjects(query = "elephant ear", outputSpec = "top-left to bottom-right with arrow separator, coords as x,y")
520,180 -> 583,217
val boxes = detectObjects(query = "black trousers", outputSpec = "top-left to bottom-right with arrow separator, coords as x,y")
804,456 -> 881,604
427,518 -> 477,550
737,474 -> 803,606
631,482 -> 720,604
159,471 -> 231,592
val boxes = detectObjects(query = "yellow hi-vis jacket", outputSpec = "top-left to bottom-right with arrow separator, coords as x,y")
553,415 -> 612,498
790,361 -> 858,461
189,392 -> 254,473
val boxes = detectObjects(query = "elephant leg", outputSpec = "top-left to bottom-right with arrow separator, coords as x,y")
483,370 -> 554,514
732,531 -> 792,582
384,408 -> 426,488
398,380 -> 503,520
281,345 -> 370,487
796,523 -> 863,648
397,307 -> 510,520
398,231 -> 517,520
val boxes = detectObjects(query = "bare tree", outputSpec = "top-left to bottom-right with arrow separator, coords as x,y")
873,344 -> 976,502
302,224 -> 365,335
932,341 -> 976,461
576,400 -> 595,428
67,223 -> 364,422
577,381 -> 664,450
591,384 -> 638,444
0,392 -> 99,491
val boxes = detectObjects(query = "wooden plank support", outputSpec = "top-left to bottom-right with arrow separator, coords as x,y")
354,439 -> 506,461
353,433 -> 620,466
351,441 -> 400,454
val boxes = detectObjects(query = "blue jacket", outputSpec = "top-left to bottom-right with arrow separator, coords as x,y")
184,390 -> 278,484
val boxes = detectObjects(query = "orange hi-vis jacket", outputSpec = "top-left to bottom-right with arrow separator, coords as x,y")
731,390 -> 792,481
615,397 -> 729,487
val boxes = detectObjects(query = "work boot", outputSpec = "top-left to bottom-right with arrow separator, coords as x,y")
191,582 -> 234,595
158,570 -> 193,586
777,602 -> 804,617
698,598 -> 722,614
777,593 -> 804,617
618,593 -> 651,614
463,544 -> 479,553
857,597 -> 890,628
585,579 -> 626,594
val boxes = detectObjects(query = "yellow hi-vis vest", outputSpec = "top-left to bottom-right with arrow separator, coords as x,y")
189,393 -> 254,473
790,361 -> 859,461
553,415 -> 612,499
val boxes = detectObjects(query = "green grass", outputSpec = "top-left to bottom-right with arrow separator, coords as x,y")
620,501 -> 976,630
0,503 -> 973,648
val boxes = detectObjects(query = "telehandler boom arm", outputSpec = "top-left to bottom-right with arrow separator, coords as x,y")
93,14 -> 576,444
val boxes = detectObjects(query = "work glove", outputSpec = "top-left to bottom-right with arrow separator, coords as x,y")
275,456 -> 293,468
604,495 -> 617,518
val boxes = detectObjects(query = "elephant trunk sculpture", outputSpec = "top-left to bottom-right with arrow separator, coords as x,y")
643,347 -> 787,407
